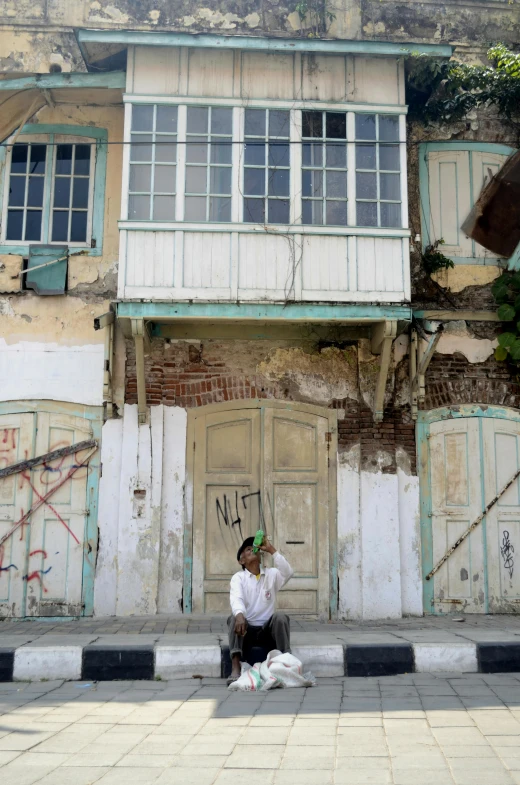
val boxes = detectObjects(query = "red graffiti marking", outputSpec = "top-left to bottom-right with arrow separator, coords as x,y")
21,472 -> 80,545
23,571 -> 48,593
29,549 -> 48,558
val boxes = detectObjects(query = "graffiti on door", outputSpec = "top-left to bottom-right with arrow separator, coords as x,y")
0,427 -> 97,595
215,489 -> 273,542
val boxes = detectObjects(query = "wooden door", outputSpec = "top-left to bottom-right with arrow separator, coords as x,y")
25,412 -> 93,617
482,418 -> 520,612
0,414 -> 35,617
427,150 -> 473,258
190,403 -> 334,617
471,151 -> 510,261
430,417 -> 486,613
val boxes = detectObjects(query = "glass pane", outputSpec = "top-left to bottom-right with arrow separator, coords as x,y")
380,202 -> 401,227
8,176 -> 25,206
244,168 -> 265,196
211,108 -> 232,135
302,143 -> 323,168
155,137 -> 177,163
356,144 -> 376,170
379,145 -> 400,171
302,169 -> 323,198
154,165 -> 176,194
269,110 -> 290,138
380,173 -> 400,201
326,112 -> 346,139
379,115 -> 399,142
268,199 -> 289,224
244,142 -> 265,166
131,134 -> 153,162
302,111 -> 323,139
129,164 -> 152,192
326,200 -> 347,226
55,144 -> 72,175
326,143 -> 346,168
243,197 -> 264,223
245,109 -> 265,137
11,145 -> 28,174
356,172 -> 377,200
326,170 -> 347,199
25,210 -> 43,241
6,210 -> 23,240
268,143 -> 289,168
187,107 -> 208,134
185,166 -> 207,194
355,114 -> 376,140
132,105 -> 153,132
357,201 -> 378,226
186,136 -> 207,164
269,169 -> 290,197
184,196 -> 207,221
128,194 -> 150,220
210,167 -> 231,194
210,138 -> 232,165
156,105 -> 178,133
27,176 -> 44,207
72,178 -> 90,209
53,209 -> 69,241
153,195 -> 176,221
71,211 -> 87,242
53,177 -> 71,208
302,200 -> 323,226
30,145 -> 47,175
209,196 -> 231,222
74,145 -> 91,175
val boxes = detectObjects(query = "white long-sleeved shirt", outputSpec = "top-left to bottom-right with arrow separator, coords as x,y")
229,551 -> 294,626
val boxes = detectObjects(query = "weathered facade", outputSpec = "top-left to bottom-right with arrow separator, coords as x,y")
0,0 -> 518,620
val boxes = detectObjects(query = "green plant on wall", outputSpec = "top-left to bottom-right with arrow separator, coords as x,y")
422,239 -> 455,275
407,44 -> 520,125
295,0 -> 336,35
492,272 -> 520,366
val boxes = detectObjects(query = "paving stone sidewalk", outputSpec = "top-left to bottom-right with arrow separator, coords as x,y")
2,672 -> 520,784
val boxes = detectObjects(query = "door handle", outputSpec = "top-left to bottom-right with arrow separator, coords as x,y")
286,541 -> 305,544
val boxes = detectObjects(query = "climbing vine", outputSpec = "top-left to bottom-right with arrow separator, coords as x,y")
407,44 -> 520,126
294,0 -> 336,35
492,272 -> 520,369
421,239 -> 455,275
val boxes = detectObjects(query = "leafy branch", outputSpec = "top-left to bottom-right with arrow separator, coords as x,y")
407,44 -> 520,125
294,0 -> 336,35
422,239 -> 455,275
492,272 -> 520,367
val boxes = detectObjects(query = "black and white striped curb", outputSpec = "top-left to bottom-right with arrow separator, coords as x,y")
1,641 -> 519,681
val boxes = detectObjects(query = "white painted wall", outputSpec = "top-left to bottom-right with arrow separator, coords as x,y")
0,339 -> 104,405
93,405 -> 422,619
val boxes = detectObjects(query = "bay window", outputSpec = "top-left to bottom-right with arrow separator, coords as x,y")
124,102 -> 405,230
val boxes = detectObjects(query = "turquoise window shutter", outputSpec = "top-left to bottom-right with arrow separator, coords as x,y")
26,245 -> 68,295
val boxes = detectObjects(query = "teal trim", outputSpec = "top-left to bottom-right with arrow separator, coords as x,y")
478,418 -> 489,613
0,72 -> 125,91
0,400 -> 103,420
117,301 -> 412,322
82,416 -> 102,617
417,405 -> 520,426
418,142 -> 517,265
78,29 -> 453,58
417,419 -> 434,613
449,257 -> 507,267
509,242 -> 520,272
0,124 -> 108,257
183,545 -> 192,615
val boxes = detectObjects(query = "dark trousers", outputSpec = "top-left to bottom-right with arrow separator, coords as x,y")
228,612 -> 291,659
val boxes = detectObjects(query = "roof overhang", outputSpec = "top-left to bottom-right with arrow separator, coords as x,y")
76,28 -> 453,63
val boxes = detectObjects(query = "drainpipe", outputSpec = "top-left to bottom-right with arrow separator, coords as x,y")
94,310 -> 115,419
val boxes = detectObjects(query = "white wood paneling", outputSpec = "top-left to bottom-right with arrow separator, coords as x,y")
183,232 -> 231,289
357,236 -> 403,293
238,232 -> 295,295
302,54 -> 347,102
187,49 -> 235,97
126,230 -> 175,287
353,57 -> 400,104
427,150 -> 472,257
241,52 -> 296,100
133,46 -> 181,95
302,235 -> 349,292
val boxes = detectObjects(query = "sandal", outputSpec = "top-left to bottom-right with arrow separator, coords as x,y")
226,675 -> 239,686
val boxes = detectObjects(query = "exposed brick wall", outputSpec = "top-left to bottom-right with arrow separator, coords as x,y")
424,353 -> 520,410
125,338 -> 417,474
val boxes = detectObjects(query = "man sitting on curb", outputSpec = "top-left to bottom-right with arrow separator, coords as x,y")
227,534 -> 294,685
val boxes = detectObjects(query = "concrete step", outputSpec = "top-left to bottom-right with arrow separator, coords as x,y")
1,635 -> 519,681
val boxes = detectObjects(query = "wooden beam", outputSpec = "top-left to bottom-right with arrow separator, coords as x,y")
131,318 -> 147,424
373,321 -> 397,422
0,439 -> 97,480
413,310 -> 499,322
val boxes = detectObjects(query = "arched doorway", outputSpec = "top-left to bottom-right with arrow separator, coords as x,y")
185,400 -> 337,618
418,405 -> 520,614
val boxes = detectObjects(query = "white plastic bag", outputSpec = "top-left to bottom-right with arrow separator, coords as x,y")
228,650 -> 316,691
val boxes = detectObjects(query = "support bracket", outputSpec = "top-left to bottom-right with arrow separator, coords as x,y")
131,318 -> 147,424
412,322 -> 444,405
373,320 -> 397,423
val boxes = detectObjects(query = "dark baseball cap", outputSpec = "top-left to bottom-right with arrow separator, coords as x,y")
237,536 -> 255,564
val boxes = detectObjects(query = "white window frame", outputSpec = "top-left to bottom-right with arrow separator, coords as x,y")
1,133 -> 96,247
122,99 -> 408,232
